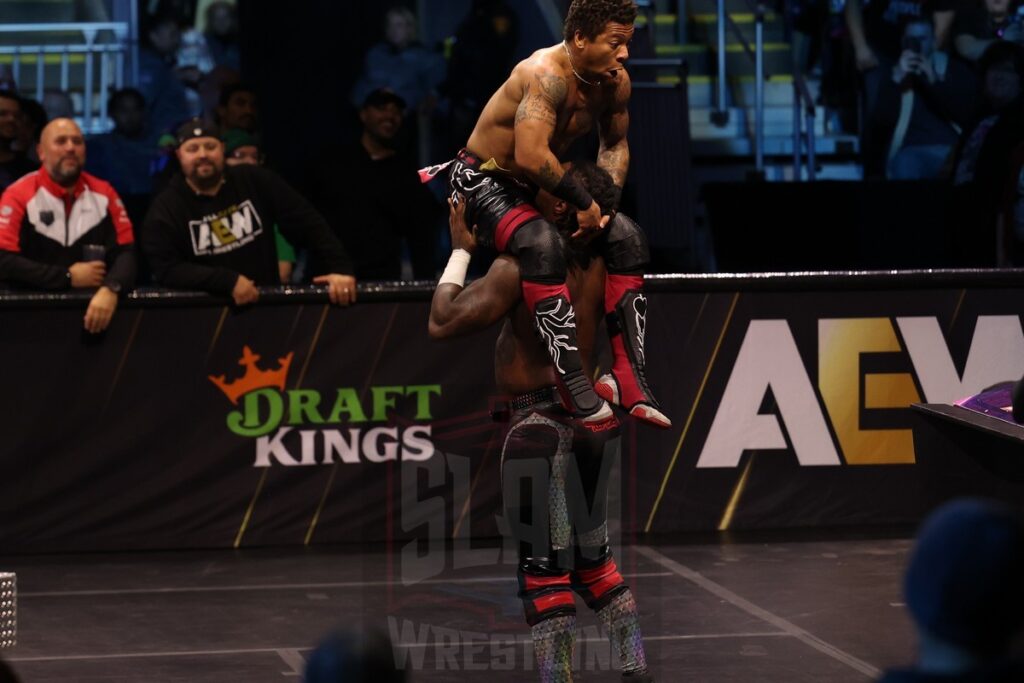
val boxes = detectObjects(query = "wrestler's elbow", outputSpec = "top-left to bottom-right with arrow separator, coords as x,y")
428,314 -> 455,339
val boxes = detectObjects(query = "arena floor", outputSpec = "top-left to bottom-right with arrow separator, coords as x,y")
0,534 -> 917,682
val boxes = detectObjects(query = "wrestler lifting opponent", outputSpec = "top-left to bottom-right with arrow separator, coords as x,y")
429,162 -> 655,682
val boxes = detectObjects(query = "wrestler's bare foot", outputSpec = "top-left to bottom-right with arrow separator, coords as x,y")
595,373 -> 671,429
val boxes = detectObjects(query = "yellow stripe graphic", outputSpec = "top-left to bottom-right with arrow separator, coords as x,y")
645,292 -> 740,532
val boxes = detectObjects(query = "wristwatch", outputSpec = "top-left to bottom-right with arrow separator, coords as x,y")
106,280 -> 122,295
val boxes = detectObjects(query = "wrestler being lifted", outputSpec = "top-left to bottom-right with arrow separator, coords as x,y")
422,0 -> 670,428
429,161 -> 656,682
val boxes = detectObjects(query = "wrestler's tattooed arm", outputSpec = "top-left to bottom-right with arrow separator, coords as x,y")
597,73 -> 631,206
429,256 -> 522,338
514,68 -> 575,195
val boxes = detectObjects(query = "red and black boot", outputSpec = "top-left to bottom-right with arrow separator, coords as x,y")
595,275 -> 670,429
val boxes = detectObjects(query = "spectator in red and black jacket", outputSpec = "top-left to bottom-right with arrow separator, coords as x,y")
0,118 -> 136,333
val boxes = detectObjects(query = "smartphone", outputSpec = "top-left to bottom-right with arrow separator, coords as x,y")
903,35 -> 924,53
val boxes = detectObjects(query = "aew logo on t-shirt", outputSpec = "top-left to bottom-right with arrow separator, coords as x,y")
189,200 -> 263,256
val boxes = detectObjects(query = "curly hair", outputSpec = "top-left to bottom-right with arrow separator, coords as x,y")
563,0 -> 638,42
556,160 -> 619,235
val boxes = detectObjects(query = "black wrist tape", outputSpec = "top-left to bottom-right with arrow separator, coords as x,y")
552,173 -> 595,211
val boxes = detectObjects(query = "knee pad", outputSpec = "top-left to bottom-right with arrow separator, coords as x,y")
508,218 -> 568,284
602,213 -> 650,275
519,558 -> 576,626
571,548 -> 628,611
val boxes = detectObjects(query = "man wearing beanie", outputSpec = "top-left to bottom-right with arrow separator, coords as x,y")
879,498 -> 1024,682
140,119 -> 355,305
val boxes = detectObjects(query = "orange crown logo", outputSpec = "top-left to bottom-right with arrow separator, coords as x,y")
209,346 -> 294,404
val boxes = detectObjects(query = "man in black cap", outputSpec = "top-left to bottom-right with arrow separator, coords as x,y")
140,119 -> 356,305
307,88 -> 441,281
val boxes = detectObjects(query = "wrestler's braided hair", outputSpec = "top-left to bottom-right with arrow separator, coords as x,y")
563,0 -> 638,41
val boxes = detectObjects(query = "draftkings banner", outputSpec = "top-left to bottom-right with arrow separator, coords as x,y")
1,276 -> 1022,552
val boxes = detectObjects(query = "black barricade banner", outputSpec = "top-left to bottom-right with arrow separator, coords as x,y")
1,284 -> 1023,552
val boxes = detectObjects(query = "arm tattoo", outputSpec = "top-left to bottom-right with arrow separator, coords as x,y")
597,75 -> 631,185
515,71 -> 566,128
597,145 -> 628,186
516,93 -> 558,128
537,73 -> 568,107
515,83 -> 530,125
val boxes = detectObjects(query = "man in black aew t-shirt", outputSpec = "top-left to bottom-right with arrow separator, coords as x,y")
141,120 -> 356,305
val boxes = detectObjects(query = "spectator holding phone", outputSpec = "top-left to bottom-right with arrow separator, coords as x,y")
874,18 -> 979,179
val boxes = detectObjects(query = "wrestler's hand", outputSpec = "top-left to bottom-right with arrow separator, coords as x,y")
448,195 -> 477,253
313,273 -> 357,306
572,201 -> 610,240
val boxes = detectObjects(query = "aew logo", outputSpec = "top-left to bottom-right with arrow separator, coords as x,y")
699,315 -> 1024,468
189,200 -> 262,256
209,346 -> 441,468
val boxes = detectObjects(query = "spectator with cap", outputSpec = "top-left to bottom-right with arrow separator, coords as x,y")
307,88 -> 441,281
0,118 -> 137,333
140,119 -> 355,306
0,93 -> 36,191
351,6 -> 445,160
223,127 -> 297,283
878,498 -> 1024,682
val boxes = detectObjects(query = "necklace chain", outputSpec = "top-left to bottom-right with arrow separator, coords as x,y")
562,41 -> 600,86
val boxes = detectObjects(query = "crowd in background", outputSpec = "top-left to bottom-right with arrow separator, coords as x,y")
793,0 -> 1024,262
5,0 -> 1024,290
0,0 -> 523,303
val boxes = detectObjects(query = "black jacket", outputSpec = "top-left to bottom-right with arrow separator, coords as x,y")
141,164 -> 352,295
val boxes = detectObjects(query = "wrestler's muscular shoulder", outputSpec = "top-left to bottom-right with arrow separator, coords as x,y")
510,47 -> 571,118
468,46 -> 569,164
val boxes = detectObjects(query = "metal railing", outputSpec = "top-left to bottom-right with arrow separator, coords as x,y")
793,72 -> 817,180
708,0 -> 773,173
0,22 -> 132,134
